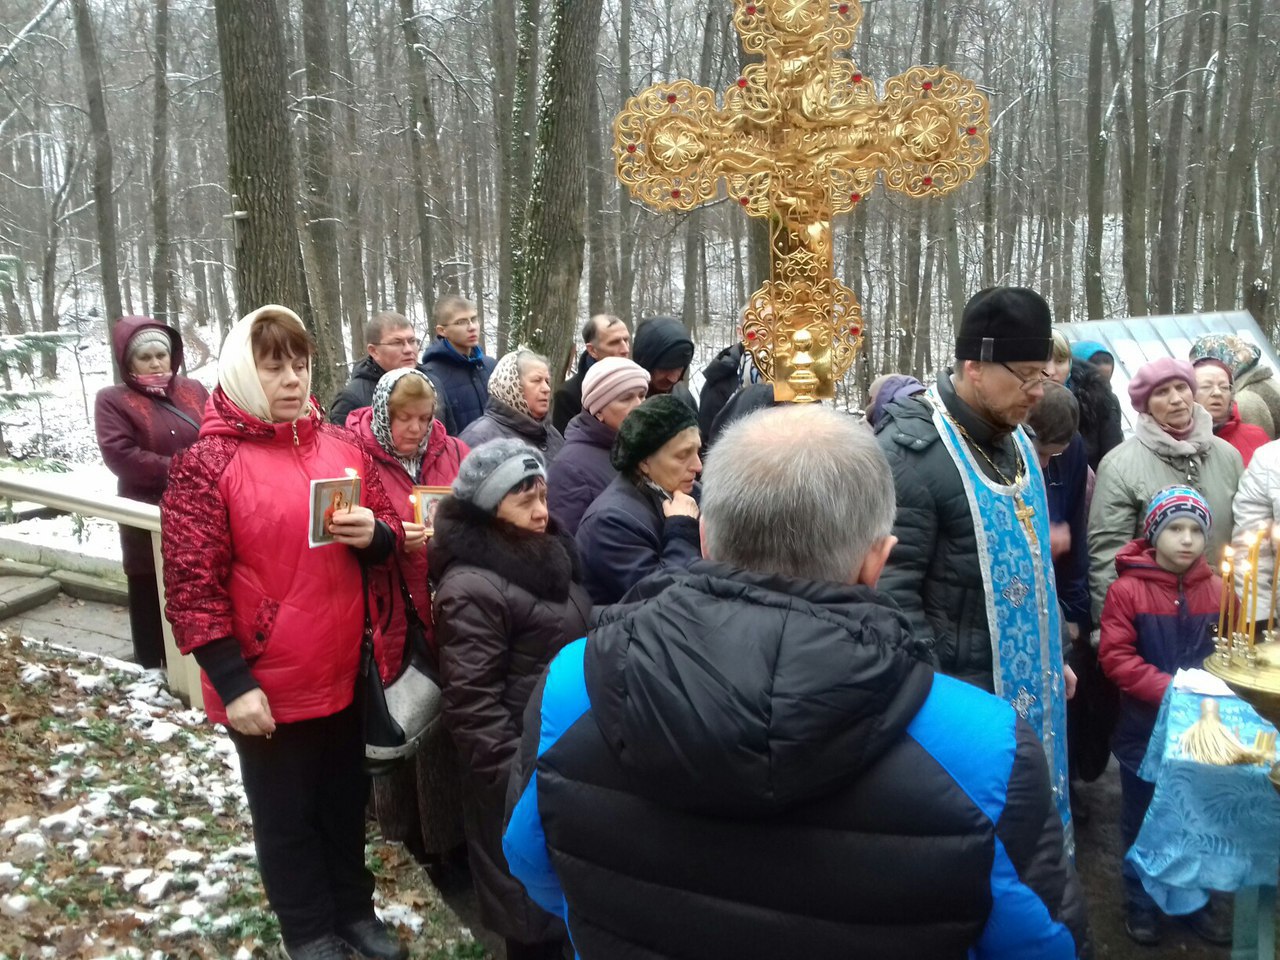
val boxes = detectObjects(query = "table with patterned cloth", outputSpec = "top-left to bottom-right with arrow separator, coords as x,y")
1129,683 -> 1280,958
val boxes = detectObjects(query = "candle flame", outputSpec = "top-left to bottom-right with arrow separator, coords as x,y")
345,467 -> 359,479
408,494 -> 417,505
1222,562 -> 1231,575
1224,545 -> 1234,560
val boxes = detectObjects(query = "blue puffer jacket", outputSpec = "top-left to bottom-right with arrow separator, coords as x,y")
504,563 -> 1088,959
547,412 -> 616,536
1097,540 -> 1220,772
574,475 -> 701,605
420,338 -> 497,433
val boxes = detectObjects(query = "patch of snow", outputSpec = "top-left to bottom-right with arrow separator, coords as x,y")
164,848 -> 203,867
37,776 -> 68,799
377,902 -> 425,935
9,832 -> 46,864
54,742 -> 89,756
1,816 -> 32,837
95,865 -> 122,878
128,797 -> 161,818
122,868 -> 152,891
80,763 -> 103,780
165,915 -> 198,937
1,893 -> 30,917
68,669 -> 110,693
178,816 -> 205,832
195,878 -> 228,905
0,862 -> 21,890
136,872 -> 172,905
70,839 -> 91,862
38,805 -> 82,839
18,662 -> 50,684
212,843 -> 256,862
143,720 -> 181,744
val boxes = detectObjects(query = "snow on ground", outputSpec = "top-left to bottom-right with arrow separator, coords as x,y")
3,515 -> 123,563
0,631 -> 487,959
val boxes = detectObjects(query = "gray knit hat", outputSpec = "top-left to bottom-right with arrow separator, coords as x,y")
453,438 -> 546,514
126,328 -> 172,362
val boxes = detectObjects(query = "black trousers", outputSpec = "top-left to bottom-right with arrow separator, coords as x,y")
126,574 -> 166,669
1119,765 -> 1157,911
230,703 -> 375,946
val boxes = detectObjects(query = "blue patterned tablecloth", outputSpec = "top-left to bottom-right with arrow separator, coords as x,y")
1128,687 -> 1280,914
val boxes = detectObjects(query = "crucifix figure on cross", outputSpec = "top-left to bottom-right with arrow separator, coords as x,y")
614,0 -> 990,401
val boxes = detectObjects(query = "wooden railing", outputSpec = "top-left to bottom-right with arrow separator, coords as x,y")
0,469 -> 202,708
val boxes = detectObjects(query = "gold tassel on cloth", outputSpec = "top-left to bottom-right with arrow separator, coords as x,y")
1180,699 -> 1254,765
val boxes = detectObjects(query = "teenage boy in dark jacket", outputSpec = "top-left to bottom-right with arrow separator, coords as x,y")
420,295 -> 496,432
505,405 -> 1089,960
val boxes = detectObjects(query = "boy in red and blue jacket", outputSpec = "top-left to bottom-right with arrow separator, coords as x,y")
1098,485 -> 1228,947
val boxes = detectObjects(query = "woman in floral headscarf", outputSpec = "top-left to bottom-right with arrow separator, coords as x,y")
1190,333 -> 1280,441
459,349 -> 564,463
345,367 -> 468,866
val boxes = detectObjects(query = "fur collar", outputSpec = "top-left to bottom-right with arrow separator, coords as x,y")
429,496 -> 579,601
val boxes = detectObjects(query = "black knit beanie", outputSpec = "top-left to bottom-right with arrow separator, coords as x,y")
611,394 -> 699,475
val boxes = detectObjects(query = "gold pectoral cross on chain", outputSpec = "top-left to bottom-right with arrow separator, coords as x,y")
1015,497 -> 1038,546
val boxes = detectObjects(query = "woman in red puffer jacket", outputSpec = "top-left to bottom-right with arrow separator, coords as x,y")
161,305 -> 408,960
345,366 -> 469,865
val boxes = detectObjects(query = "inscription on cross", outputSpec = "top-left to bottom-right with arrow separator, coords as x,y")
614,0 -> 990,400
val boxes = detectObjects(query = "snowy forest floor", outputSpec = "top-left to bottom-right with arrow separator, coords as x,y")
0,633 -> 488,960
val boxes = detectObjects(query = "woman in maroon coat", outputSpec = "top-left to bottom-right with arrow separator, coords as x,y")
94,317 -> 208,667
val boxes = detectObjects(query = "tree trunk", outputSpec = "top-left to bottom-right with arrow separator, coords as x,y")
585,76 -> 609,316
681,8 -> 719,334
1127,0 -> 1150,314
464,80 -> 489,348
1084,0 -> 1107,319
399,0 -> 460,296
1152,0 -> 1197,315
40,150 -> 76,379
149,0 -> 174,326
1212,0 -> 1263,310
213,0 -> 332,399
512,0 -> 605,380
71,0 -> 124,378
615,0 -> 637,324
300,0 -> 347,377
335,0 -> 369,359
491,0 -> 518,349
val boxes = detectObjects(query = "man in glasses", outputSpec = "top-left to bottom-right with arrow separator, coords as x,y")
419,295 -> 496,433
874,286 -> 1078,851
329,312 -> 455,432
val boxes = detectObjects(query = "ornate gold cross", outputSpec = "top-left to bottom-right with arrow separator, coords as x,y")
1015,497 -> 1038,545
614,0 -> 990,401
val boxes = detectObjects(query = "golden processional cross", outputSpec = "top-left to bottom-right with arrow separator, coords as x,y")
614,0 -> 990,401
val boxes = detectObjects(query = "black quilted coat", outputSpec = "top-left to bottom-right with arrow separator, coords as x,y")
874,373 -> 1028,691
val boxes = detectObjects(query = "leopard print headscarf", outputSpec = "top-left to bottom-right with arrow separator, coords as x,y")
488,351 -> 533,418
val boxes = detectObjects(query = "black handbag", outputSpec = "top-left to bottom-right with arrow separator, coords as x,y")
359,564 -> 444,776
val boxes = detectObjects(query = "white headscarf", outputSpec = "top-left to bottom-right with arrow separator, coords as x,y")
217,305 -> 308,422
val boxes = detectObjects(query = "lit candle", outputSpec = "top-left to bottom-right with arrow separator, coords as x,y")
1251,531 -> 1265,644
345,467 -> 359,510
409,494 -> 419,526
1219,548 -> 1232,643
1269,525 -> 1280,640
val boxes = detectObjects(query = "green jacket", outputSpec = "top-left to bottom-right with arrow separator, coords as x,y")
1087,407 -> 1242,621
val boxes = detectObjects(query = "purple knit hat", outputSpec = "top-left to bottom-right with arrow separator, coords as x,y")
1128,358 -> 1196,413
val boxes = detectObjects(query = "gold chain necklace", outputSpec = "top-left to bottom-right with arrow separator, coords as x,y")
939,408 -> 1039,545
